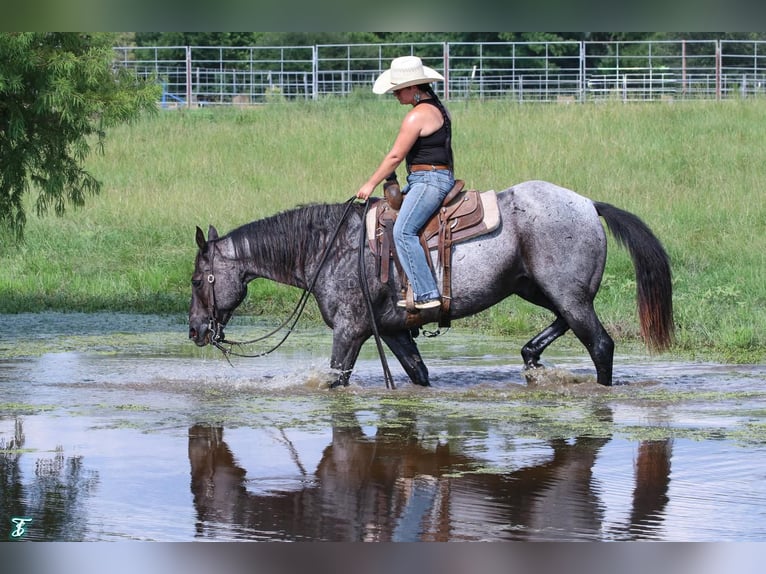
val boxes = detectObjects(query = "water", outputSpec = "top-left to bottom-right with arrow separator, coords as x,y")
1,313 -> 765,542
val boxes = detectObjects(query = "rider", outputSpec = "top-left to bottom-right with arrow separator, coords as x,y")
356,55 -> 455,310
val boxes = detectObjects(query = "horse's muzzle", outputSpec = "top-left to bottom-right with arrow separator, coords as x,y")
189,319 -> 226,347
189,325 -> 211,346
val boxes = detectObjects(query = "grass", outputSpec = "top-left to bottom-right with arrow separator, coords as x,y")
0,97 -> 764,362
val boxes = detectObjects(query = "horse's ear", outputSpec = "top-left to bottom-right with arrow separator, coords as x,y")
208,225 -> 219,241
195,226 -> 207,251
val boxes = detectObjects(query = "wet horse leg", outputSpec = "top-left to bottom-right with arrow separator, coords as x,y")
520,299 -> 614,385
590,327 -> 615,386
329,327 -> 430,388
382,330 -> 430,387
329,328 -> 364,388
521,316 -> 569,369
560,304 -> 615,386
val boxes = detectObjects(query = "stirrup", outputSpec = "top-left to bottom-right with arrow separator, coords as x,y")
397,297 -> 440,310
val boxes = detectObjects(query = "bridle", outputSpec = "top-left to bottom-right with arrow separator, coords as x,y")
198,241 -> 227,347
199,236 -> 314,363
205,273 -> 226,345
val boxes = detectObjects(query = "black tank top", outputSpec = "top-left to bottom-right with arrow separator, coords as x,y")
406,100 -> 453,169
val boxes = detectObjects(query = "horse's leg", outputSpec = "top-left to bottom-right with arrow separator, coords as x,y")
559,304 -> 615,386
521,316 -> 569,369
382,330 -> 430,387
329,327 -> 365,388
519,286 -> 614,385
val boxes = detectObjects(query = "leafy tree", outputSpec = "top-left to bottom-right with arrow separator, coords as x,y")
253,32 -> 379,46
134,32 -> 267,52
0,32 -> 161,240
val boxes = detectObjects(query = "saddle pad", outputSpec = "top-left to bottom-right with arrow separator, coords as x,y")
365,190 -> 500,250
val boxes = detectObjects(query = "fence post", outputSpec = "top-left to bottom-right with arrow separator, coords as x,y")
681,39 -> 687,97
622,74 -> 627,102
716,40 -> 722,101
312,45 -> 318,101
443,42 -> 450,102
185,46 -> 192,108
579,41 -> 585,102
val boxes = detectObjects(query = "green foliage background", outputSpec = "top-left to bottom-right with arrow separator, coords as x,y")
0,32 -> 160,239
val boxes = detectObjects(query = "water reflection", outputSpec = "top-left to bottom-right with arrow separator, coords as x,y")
188,409 -> 673,541
0,418 -> 99,541
628,440 -> 672,539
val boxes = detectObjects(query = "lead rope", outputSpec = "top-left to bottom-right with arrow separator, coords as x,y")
359,200 -> 396,390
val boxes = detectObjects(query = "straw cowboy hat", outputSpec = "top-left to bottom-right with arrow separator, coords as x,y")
372,55 -> 445,95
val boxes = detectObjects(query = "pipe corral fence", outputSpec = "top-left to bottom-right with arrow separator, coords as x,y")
113,40 -> 766,107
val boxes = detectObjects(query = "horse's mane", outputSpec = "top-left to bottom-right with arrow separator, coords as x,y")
222,202 -> 360,284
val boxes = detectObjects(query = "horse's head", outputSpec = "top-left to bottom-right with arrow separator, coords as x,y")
188,225 -> 248,347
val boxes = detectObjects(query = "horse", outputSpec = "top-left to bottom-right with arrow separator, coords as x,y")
188,180 -> 674,388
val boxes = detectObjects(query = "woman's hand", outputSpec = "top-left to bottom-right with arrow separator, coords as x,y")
356,182 -> 376,201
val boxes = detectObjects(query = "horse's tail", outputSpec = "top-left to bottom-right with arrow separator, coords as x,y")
594,201 -> 675,352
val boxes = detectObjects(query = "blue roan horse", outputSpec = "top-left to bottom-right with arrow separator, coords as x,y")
188,180 -> 674,388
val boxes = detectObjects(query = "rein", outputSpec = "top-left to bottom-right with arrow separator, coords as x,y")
206,196 -> 396,389
206,196 -> 396,390
208,197 -> 357,360
359,200 -> 395,390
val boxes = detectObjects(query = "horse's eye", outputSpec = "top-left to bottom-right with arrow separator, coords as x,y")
192,279 -> 202,289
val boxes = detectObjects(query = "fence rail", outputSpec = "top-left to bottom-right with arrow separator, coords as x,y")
113,40 -> 766,106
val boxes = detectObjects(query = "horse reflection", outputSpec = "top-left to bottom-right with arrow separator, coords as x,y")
188,414 -> 671,541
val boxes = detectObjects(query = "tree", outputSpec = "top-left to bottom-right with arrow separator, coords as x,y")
0,33 -> 161,240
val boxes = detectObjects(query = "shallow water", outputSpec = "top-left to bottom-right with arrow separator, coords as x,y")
1,313 -> 765,541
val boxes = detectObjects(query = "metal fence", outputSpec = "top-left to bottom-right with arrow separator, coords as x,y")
112,40 -> 766,107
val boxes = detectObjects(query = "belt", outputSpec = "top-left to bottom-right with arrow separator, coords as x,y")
409,164 -> 450,172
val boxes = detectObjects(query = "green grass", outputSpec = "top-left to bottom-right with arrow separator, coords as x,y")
1,98 -> 764,362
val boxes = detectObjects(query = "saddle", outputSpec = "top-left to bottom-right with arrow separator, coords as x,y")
365,179 -> 501,327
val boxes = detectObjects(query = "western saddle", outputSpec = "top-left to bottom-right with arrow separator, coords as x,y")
366,178 -> 501,328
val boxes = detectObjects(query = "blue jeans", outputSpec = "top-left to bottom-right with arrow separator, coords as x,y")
393,169 -> 454,302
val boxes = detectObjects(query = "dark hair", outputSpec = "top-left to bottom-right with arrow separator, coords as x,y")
421,85 -> 454,171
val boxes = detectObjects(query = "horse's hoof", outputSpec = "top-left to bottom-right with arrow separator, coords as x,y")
522,365 -> 546,385
329,381 -> 346,389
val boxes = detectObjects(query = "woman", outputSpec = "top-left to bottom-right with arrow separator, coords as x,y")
356,56 -> 455,310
